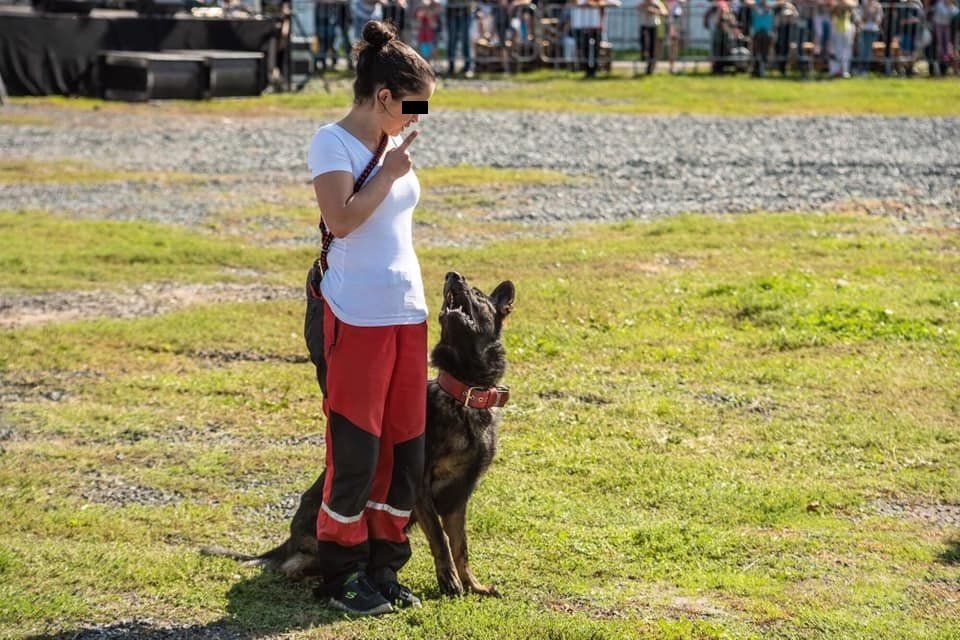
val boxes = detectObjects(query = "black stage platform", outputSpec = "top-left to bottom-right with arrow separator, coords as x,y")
0,6 -> 279,97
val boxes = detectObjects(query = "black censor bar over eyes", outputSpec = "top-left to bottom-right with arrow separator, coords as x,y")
401,100 -> 428,115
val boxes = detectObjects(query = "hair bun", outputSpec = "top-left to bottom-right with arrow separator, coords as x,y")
362,20 -> 397,51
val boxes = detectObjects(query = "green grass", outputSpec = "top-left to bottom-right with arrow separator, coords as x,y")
1,210 -> 958,639
13,72 -> 960,116
0,211 -> 310,292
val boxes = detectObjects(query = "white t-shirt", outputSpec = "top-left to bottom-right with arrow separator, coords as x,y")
570,1 -> 602,29
307,123 -> 428,327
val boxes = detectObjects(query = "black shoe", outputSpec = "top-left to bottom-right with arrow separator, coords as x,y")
327,572 -> 393,616
378,580 -> 422,609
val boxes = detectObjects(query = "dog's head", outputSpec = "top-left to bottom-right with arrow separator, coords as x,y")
432,272 -> 515,388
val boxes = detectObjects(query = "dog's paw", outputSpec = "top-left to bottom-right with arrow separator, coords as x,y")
469,583 -> 501,598
437,567 -> 465,597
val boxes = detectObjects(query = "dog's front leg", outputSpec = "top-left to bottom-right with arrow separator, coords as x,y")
442,504 -> 500,597
414,490 -> 463,596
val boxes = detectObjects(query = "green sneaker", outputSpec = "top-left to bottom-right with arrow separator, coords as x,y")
327,572 -> 394,616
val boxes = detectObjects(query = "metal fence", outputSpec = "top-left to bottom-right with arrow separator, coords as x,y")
293,0 -> 959,76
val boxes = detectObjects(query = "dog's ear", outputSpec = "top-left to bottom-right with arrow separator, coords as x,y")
490,281 -> 515,318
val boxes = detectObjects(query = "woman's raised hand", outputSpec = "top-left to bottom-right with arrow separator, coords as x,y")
382,131 -> 418,180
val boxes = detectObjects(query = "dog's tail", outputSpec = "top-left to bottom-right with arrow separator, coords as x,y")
199,542 -> 287,569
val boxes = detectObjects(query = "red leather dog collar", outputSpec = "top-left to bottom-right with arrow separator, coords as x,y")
436,370 -> 510,409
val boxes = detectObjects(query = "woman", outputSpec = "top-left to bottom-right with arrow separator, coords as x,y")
305,19 -> 436,616
828,0 -> 854,77
638,0 -> 667,75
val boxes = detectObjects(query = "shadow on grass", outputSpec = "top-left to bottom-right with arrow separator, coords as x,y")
25,572 -> 350,640
938,537 -> 960,565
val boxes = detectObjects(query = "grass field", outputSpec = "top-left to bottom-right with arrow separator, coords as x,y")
3,76 -> 959,638
2,204 -> 958,638
11,72 -> 960,117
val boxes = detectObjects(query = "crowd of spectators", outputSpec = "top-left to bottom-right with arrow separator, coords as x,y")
700,0 -> 959,77
309,0 -> 960,77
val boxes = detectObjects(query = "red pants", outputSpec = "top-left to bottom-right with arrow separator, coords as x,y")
314,300 -> 426,585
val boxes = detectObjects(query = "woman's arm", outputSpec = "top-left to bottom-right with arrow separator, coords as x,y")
313,169 -> 396,238
312,131 -> 418,238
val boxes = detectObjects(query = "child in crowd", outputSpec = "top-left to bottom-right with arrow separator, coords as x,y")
750,0 -> 774,76
853,0 -> 883,75
416,0 -> 441,63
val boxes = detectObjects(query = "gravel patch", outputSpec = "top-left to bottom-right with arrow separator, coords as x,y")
0,370 -> 101,404
3,105 -> 958,228
81,470 -> 184,507
192,349 -> 309,365
871,499 -> 960,529
112,422 -> 240,447
1,178 -> 265,226
0,282 -> 300,328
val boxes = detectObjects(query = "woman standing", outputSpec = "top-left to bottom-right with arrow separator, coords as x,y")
638,0 -> 668,75
305,19 -> 436,616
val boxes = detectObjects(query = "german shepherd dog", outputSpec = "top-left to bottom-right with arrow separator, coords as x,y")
204,272 -> 515,598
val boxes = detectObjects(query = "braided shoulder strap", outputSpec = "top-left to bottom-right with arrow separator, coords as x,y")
318,132 -> 390,275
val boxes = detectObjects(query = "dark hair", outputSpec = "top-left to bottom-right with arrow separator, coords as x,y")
352,21 -> 436,104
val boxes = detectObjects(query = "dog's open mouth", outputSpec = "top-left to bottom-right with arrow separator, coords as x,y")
441,285 -> 477,331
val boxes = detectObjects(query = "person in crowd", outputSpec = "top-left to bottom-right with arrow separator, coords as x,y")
382,0 -> 408,39
932,0 -> 959,68
953,1 -> 960,69
733,0 -> 753,39
704,0 -> 743,73
570,0 -> 605,76
665,0 -> 685,73
638,0 -> 668,74
316,0 -> 338,73
416,0 -> 441,63
791,0 -> 815,74
473,1 -> 496,44
921,0 -> 938,74
899,0 -> 924,75
828,0 -> 854,77
853,0 -> 883,74
880,0 -> 902,75
333,0 -> 355,71
493,0 -> 514,70
516,0 -> 539,46
812,0 -> 832,70
750,0 -> 775,75
446,0 -> 476,76
306,19 -> 436,617
353,0 -> 381,41
773,0 -> 799,74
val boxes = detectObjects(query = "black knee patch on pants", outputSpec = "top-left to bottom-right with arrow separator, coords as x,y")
386,434 -> 424,511
327,412 -> 379,517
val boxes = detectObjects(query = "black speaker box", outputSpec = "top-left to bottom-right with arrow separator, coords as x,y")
100,51 -> 208,101
165,50 -> 266,96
